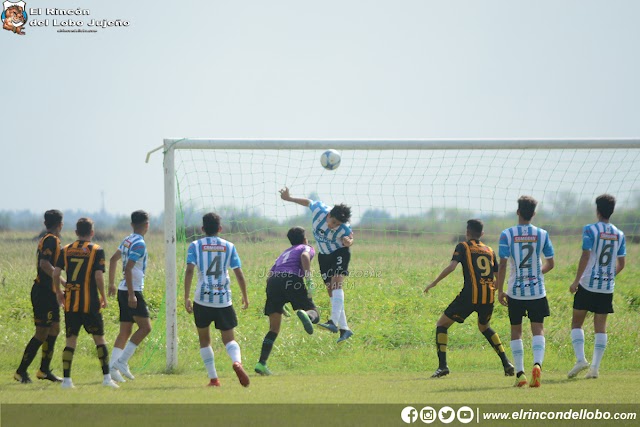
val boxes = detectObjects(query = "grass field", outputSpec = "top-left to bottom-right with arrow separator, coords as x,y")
1,230 -> 639,409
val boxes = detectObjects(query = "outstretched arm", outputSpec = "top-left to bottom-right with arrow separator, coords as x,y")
124,260 -> 137,308
301,251 -> 314,295
424,260 -> 458,294
108,249 -> 121,297
233,268 -> 249,309
184,264 -> 195,313
617,256 -> 625,275
569,250 -> 590,293
96,270 -> 107,309
279,187 -> 311,207
53,267 -> 65,307
496,259 -> 509,306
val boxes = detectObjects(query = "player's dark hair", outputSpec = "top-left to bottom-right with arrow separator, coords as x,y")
203,213 -> 221,236
76,217 -> 94,237
131,210 -> 149,225
330,204 -> 351,224
287,227 -> 306,245
467,219 -> 483,239
517,196 -> 538,221
44,209 -> 63,229
596,194 -> 616,219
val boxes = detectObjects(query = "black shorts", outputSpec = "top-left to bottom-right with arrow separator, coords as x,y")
118,290 -> 150,322
65,311 -> 105,337
31,284 -> 60,327
264,273 -> 316,316
318,247 -> 351,284
193,302 -> 237,331
507,296 -> 550,325
573,285 -> 614,314
444,295 -> 494,325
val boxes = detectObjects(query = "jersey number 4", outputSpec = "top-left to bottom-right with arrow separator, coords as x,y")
206,256 -> 222,279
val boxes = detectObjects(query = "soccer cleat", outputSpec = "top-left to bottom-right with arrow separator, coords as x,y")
530,365 -> 541,388
282,304 -> 292,317
430,367 -> 450,378
110,367 -> 126,383
515,373 -> 528,387
36,369 -> 63,382
207,378 -> 221,387
568,361 -> 590,378
337,329 -> 354,343
585,368 -> 599,379
318,319 -> 338,333
296,310 -> 314,335
113,359 -> 135,380
232,362 -> 250,387
102,378 -> 120,389
61,379 -> 75,389
14,371 -> 32,384
254,362 -> 272,376
503,362 -> 515,377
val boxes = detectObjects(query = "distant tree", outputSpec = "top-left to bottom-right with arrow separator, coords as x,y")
0,211 -> 10,231
358,209 -> 392,227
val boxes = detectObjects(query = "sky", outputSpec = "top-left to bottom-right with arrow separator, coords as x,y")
3,0 -> 640,217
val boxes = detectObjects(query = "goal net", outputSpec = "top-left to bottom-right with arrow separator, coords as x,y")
147,139 -> 640,371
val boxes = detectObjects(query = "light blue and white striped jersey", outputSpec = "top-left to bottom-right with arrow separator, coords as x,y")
117,233 -> 147,292
499,225 -> 554,300
579,221 -> 626,294
187,236 -> 242,308
309,200 -> 353,255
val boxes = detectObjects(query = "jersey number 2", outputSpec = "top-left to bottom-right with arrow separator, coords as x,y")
519,244 -> 533,269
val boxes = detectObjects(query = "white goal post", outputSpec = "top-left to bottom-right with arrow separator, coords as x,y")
150,138 -> 640,371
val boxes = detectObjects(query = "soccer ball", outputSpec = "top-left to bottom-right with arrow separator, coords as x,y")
320,149 -> 341,170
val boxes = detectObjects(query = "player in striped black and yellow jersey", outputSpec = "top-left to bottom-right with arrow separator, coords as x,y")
424,219 -> 514,379
53,218 -> 119,389
15,210 -> 65,384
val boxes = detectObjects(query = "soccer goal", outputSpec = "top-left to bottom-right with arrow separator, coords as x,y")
149,138 -> 640,371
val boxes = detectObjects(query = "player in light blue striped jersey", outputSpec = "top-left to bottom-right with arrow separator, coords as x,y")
280,187 -> 355,343
183,213 -> 250,387
568,194 -> 626,380
108,210 -> 151,382
496,196 -> 554,388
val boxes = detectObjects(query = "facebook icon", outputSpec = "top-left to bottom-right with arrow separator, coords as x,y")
401,406 -> 418,423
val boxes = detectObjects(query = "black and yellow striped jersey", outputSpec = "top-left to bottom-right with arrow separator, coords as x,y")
452,239 -> 498,305
34,233 -> 62,293
56,240 -> 106,313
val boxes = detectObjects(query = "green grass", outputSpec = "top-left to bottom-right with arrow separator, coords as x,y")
2,371 -> 640,404
1,230 -> 639,405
